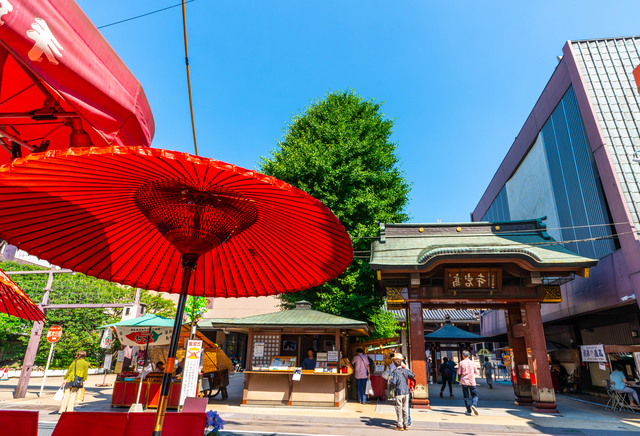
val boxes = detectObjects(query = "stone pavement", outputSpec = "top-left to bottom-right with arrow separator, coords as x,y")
1,373 -> 640,435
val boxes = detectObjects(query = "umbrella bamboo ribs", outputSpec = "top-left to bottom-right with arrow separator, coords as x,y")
135,181 -> 258,435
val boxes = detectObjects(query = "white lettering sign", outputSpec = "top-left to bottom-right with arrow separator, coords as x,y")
580,344 -> 606,363
179,340 -> 202,406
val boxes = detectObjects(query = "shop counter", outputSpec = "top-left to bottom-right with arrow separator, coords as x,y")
145,381 -> 181,409
111,380 -> 147,408
242,371 -> 352,408
110,380 -> 181,409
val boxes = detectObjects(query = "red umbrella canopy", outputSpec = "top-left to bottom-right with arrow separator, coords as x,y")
0,0 -> 154,165
0,146 -> 353,297
0,268 -> 44,321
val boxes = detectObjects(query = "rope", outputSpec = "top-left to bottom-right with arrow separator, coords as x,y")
181,0 -> 199,156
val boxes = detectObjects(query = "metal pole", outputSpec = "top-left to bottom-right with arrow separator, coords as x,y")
39,342 -> 55,397
152,253 -> 198,436
133,326 -> 153,409
15,269 -> 54,398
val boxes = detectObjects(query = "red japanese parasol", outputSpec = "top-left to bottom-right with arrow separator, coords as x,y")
0,0 -> 154,165
0,268 -> 44,321
0,145 -> 352,432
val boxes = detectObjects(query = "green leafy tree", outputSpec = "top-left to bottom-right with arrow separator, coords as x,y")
0,261 -> 176,368
185,296 -> 208,323
260,89 -> 411,337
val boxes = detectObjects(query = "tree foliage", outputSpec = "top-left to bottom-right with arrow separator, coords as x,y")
185,296 -> 208,323
0,261 -> 176,368
260,89 -> 411,336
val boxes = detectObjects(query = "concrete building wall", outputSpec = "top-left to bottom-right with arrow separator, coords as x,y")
473,37 -> 640,338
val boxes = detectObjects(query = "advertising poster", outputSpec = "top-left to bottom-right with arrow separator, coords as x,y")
115,326 -> 172,346
179,340 -> 203,406
254,342 -> 264,357
580,344 -> 607,363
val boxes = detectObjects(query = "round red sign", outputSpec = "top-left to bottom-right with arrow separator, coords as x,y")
46,325 -> 62,343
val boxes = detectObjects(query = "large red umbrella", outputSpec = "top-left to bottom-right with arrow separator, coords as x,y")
0,268 -> 44,321
0,145 -> 352,433
0,0 -> 154,166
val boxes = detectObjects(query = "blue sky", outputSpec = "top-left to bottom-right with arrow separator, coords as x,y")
78,0 -> 640,223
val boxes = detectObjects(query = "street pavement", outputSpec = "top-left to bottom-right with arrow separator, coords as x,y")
1,372 -> 640,435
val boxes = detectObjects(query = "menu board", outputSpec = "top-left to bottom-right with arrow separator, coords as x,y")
251,334 -> 280,371
269,356 -> 297,371
327,351 -> 339,362
316,352 -> 328,362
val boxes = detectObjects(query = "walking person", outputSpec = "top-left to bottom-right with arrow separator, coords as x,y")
439,357 -> 455,398
56,351 -> 89,414
483,357 -> 493,389
458,350 -> 479,415
389,353 -> 414,431
351,348 -> 370,404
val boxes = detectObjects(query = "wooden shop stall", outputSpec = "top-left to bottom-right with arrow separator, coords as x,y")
206,300 -> 369,408
105,318 -> 233,409
348,337 -> 402,400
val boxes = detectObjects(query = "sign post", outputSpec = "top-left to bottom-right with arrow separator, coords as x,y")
179,340 -> 203,407
39,325 -> 62,397
96,354 -> 113,387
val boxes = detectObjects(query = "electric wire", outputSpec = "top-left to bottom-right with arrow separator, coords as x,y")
350,221 -> 632,239
353,230 -> 637,256
97,1 -> 196,29
180,0 -> 199,156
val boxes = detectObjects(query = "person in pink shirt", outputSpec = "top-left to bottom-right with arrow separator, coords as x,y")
351,348 -> 370,404
457,350 -> 479,415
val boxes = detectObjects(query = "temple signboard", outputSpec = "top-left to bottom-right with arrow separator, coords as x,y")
444,268 -> 502,294
386,287 -> 408,309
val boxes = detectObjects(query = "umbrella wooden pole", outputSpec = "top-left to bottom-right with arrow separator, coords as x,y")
152,253 -> 198,436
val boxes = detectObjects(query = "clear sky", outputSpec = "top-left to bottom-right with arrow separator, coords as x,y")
78,0 -> 640,224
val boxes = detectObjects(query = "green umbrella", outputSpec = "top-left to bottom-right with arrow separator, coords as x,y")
99,314 -> 175,329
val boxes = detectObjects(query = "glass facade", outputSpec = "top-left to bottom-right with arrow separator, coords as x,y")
483,86 -> 616,259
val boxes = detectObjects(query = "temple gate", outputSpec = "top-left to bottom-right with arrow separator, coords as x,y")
369,219 -> 596,412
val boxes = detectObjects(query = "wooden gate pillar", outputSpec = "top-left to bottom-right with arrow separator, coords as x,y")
408,301 -> 430,408
521,302 -> 558,413
505,307 -> 533,406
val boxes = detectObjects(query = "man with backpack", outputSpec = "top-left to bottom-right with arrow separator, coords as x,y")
439,357 -> 455,398
389,353 -> 415,431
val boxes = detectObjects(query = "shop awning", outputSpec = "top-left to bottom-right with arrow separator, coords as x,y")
201,300 -> 370,336
0,0 -> 154,165
99,314 -> 174,329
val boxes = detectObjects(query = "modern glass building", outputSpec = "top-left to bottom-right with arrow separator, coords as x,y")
473,37 -> 640,390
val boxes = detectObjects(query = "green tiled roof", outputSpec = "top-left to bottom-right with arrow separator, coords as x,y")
370,219 -> 598,269
200,307 -> 369,332
425,323 -> 485,341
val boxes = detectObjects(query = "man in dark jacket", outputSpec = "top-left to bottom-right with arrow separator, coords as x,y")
440,357 -> 455,398
389,353 -> 415,431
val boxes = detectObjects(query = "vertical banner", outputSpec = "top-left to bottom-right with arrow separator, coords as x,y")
179,340 -> 203,406
100,329 -> 113,349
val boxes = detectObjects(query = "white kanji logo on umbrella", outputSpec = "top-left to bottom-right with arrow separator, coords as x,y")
26,18 -> 63,65
0,0 -> 12,26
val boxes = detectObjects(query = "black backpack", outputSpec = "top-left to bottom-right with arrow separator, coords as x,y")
367,356 -> 375,374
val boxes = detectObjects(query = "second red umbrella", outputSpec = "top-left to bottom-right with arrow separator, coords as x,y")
0,268 -> 44,321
